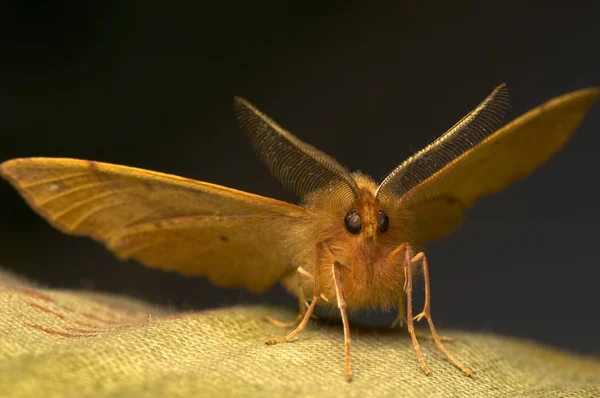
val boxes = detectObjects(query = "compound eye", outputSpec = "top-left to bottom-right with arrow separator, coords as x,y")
378,210 -> 389,233
344,210 -> 362,234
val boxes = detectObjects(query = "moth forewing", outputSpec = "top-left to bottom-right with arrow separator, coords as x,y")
397,86 -> 599,248
0,158 -> 309,293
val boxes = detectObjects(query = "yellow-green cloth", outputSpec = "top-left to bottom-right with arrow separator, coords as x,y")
1,268 -> 599,398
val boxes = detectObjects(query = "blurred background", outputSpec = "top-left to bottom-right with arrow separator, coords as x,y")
1,2 -> 599,356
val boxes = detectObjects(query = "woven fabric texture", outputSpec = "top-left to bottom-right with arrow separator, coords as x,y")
1,268 -> 599,398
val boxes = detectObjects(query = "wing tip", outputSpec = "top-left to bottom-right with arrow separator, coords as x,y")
584,86 -> 600,101
0,158 -> 70,180
566,86 -> 599,104
540,86 -> 600,116
0,158 -> 25,180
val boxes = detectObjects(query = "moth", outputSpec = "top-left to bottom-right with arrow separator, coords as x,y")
1,84 -> 598,381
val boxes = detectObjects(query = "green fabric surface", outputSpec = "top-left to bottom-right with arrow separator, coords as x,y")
1,268 -> 599,398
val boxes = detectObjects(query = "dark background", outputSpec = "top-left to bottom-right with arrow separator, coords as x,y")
1,2 -> 599,356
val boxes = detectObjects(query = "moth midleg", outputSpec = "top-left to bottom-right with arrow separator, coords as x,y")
403,246 -> 431,375
392,289 -> 449,340
332,261 -> 352,382
264,269 -> 308,328
265,243 -> 323,345
391,250 -> 451,341
408,248 -> 471,376
384,242 -> 409,329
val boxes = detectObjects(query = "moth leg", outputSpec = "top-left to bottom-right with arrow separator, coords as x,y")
384,242 -> 409,329
392,259 -> 451,341
391,299 -> 450,341
388,243 -> 440,336
265,244 -> 323,345
403,247 -> 431,375
332,261 -> 352,382
390,293 -> 407,328
409,249 -> 471,376
264,269 -> 308,328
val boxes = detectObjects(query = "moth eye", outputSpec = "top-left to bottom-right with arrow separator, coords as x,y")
378,210 -> 389,233
344,210 -> 362,234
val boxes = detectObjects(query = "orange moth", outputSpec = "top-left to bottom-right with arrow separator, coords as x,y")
1,84 -> 598,381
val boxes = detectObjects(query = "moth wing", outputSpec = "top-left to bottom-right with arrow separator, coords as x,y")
0,158 -> 309,293
405,87 -> 599,247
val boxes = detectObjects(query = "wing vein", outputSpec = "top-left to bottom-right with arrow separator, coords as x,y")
68,200 -> 131,232
35,181 -> 113,206
52,188 -> 138,220
20,172 -> 91,189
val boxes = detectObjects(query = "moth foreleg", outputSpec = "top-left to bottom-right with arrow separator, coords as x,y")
332,260 -> 352,382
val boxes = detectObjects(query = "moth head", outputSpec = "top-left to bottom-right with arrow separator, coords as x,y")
344,196 -> 389,240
